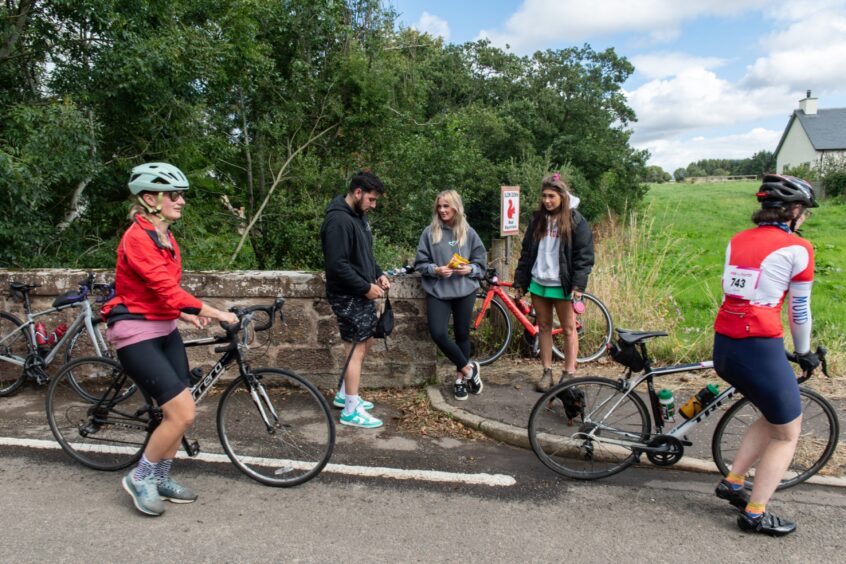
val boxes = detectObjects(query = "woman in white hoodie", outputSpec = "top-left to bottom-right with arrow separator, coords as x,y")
513,174 -> 595,392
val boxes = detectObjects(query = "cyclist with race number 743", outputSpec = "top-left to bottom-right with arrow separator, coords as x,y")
712,174 -> 821,536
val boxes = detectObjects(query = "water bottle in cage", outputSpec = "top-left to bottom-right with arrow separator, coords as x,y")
36,322 -> 69,350
49,323 -> 69,345
518,297 -> 534,317
35,322 -> 51,350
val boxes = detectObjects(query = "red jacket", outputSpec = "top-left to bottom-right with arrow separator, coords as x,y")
102,214 -> 203,324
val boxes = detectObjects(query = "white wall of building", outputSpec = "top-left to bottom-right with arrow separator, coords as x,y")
776,119 -> 818,173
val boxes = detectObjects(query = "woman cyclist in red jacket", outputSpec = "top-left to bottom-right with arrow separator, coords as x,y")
102,162 -> 238,517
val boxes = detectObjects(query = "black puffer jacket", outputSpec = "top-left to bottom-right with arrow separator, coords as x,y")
513,210 -> 595,293
320,195 -> 383,296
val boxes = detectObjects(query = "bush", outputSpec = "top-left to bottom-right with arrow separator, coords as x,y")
782,163 -> 817,181
822,171 -> 846,199
818,156 -> 846,199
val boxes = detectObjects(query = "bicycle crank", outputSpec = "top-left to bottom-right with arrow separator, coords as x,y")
644,435 -> 684,467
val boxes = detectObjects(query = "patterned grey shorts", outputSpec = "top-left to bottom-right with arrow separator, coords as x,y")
327,292 -> 377,342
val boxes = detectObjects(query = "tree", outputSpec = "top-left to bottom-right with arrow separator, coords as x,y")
0,1 -> 650,269
643,165 -> 670,183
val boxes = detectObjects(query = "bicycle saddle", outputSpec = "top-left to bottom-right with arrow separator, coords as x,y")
616,328 -> 668,345
52,290 -> 85,308
10,282 -> 39,291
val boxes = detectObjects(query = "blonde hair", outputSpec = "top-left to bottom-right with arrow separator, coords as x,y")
430,190 -> 469,246
128,196 -> 173,249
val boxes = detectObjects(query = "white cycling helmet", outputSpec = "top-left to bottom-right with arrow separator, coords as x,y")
128,162 -> 189,195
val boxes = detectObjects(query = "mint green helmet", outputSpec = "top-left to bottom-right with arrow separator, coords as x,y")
128,162 -> 189,195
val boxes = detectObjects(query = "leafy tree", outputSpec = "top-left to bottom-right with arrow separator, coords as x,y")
0,0 -> 650,269
643,165 -> 670,183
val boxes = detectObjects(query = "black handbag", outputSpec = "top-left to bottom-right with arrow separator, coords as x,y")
373,296 -> 394,339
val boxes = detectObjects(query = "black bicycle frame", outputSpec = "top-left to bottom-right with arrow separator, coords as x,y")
614,343 -> 738,445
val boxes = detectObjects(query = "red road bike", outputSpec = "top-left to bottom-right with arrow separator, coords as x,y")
469,268 -> 613,366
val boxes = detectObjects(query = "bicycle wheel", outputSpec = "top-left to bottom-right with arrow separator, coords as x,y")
529,377 -> 651,480
63,321 -> 131,403
469,294 -> 512,366
47,357 -> 152,471
217,368 -> 335,487
712,387 -> 840,490
551,293 -> 613,364
0,311 -> 31,396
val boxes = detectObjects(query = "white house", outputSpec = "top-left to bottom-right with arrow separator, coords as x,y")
774,91 -> 846,173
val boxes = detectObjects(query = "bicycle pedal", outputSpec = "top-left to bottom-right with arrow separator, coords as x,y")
186,441 -> 200,457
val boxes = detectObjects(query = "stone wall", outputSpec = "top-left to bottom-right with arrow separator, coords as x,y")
0,269 -> 436,388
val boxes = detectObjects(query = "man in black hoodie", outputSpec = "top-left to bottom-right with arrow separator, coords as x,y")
320,171 -> 390,429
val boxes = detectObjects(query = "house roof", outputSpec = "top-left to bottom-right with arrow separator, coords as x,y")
775,108 -> 846,157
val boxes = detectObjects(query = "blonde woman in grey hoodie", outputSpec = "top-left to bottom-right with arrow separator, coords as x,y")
415,190 -> 487,400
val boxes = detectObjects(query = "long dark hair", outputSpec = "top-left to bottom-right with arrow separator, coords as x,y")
532,173 -> 572,242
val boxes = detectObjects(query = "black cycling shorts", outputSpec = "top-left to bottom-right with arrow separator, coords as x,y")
327,292 -> 377,343
713,333 -> 802,425
116,329 -> 191,405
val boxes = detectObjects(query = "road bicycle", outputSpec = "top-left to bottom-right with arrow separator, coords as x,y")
46,297 -> 335,487
528,328 -> 839,490
469,268 -> 613,366
0,273 -> 115,397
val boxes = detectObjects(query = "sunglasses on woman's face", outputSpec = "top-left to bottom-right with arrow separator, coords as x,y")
163,191 -> 185,202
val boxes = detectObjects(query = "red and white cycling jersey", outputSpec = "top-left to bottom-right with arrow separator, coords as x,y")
714,225 -> 814,351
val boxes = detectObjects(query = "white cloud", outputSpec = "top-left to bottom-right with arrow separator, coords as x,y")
413,11 -> 450,41
478,0 -> 767,53
626,68 -> 794,141
632,52 -> 728,79
742,10 -> 846,91
636,128 -> 783,173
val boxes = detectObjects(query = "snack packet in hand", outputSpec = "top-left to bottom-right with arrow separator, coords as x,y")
446,253 -> 469,269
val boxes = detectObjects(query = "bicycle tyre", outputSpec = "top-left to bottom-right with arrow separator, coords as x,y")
217,368 -> 335,487
529,377 -> 651,480
469,294 -> 512,366
712,387 -> 840,490
550,293 -> 613,364
0,311 -> 32,397
47,356 -> 152,471
63,320 -> 132,403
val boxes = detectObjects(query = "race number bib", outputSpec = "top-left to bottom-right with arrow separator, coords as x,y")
723,265 -> 761,300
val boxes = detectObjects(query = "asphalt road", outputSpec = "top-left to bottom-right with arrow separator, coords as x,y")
1,387 -> 845,563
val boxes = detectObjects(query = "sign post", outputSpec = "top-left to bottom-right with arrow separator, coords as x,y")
500,186 -> 520,270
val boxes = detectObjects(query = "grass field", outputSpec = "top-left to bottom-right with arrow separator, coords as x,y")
594,180 -> 846,368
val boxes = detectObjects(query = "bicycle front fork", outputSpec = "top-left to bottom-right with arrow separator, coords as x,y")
248,377 -> 280,432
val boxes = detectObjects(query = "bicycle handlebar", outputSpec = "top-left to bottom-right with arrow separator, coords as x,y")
214,297 -> 285,353
786,345 -> 829,383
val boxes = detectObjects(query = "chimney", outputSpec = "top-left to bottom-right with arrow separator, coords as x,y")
799,90 -> 818,115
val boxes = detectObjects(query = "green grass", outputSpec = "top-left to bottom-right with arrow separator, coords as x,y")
638,181 -> 846,365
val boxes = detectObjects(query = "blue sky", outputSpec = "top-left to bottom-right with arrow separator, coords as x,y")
388,0 -> 846,173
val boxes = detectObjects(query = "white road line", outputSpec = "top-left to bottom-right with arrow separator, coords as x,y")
0,436 -> 517,487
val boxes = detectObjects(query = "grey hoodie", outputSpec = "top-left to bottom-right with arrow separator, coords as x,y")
414,224 -> 487,300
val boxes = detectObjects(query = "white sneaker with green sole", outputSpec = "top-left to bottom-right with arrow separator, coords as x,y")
340,404 -> 383,429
